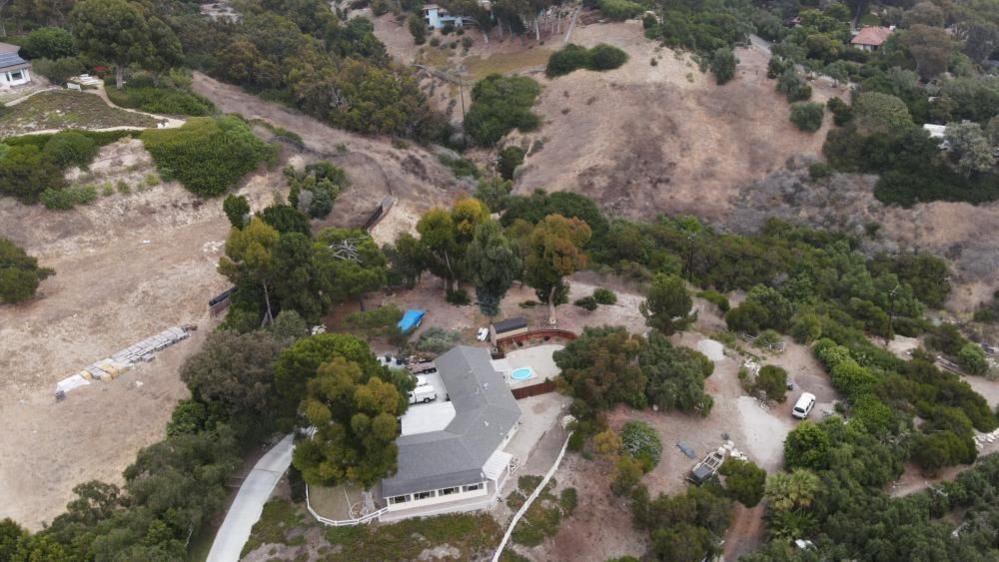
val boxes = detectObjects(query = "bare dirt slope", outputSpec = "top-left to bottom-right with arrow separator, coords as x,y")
510,21 -> 841,221
0,141 -> 245,529
191,72 -> 465,229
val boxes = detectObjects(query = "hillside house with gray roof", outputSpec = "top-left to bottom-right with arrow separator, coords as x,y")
377,345 -> 521,515
0,43 -> 31,88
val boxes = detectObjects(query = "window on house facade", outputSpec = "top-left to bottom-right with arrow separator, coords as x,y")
414,490 -> 436,500
463,483 -> 483,492
10,71 -> 22,81
389,495 -> 411,505
440,486 -> 460,496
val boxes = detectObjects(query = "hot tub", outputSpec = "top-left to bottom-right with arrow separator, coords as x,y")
511,367 -> 535,381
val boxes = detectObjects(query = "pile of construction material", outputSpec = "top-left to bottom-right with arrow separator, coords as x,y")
54,326 -> 191,399
975,428 -> 999,451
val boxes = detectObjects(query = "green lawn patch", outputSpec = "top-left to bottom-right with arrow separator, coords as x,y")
106,84 -> 215,116
0,90 -> 159,136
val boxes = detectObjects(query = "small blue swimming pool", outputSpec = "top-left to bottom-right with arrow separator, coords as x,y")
511,367 -> 534,381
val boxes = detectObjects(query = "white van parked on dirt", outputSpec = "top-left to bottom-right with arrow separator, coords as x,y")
792,392 -> 816,419
409,386 -> 438,405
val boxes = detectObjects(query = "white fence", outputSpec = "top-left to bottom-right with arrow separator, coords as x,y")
304,485 -> 388,527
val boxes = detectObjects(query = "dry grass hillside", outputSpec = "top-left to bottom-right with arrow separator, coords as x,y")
510,21 -> 841,221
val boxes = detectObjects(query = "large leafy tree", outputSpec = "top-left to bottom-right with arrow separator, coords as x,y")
465,220 -> 521,316
945,120 -> 996,176
904,24 -> 955,81
852,92 -> 914,135
272,332 -> 386,422
71,0 -> 156,88
315,227 -> 388,304
218,217 -> 280,324
292,355 -> 406,487
639,331 -> 714,415
554,326 -> 647,417
524,214 -> 591,325
179,330 -> 287,440
415,198 -> 489,294
640,273 -> 695,335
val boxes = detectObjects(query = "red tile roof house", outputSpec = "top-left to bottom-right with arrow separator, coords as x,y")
0,42 -> 31,88
851,26 -> 894,52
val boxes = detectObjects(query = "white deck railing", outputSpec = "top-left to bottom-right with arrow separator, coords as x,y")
304,485 -> 388,527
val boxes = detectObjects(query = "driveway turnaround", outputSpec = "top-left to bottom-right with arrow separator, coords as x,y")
207,434 -> 295,562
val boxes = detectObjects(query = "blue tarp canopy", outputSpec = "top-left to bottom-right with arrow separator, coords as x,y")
397,310 -> 426,332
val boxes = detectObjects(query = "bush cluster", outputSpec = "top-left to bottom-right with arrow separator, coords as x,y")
790,102 -> 825,132
597,0 -> 644,21
546,43 -> 629,77
464,75 -> 540,146
141,116 -> 272,197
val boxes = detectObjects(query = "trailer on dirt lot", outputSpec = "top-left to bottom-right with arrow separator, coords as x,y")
688,449 -> 726,485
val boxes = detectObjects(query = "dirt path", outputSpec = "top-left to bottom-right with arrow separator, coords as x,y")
724,504 -> 766,559
190,72 -> 462,227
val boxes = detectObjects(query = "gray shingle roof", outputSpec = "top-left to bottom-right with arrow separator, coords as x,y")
0,52 -> 29,73
381,346 -> 521,497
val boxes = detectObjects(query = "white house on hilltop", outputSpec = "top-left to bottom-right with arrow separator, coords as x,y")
375,345 -> 521,517
0,43 -> 31,88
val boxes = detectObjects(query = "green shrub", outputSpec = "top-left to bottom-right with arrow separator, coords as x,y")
40,185 -> 97,210
719,458 -> 766,507
809,162 -> 832,179
0,144 -> 65,202
42,131 -> 99,168
958,343 -> 988,375
346,305 -> 404,338
408,14 -> 427,45
710,48 -> 738,85
464,75 -> 540,147
598,0 -> 644,21
575,296 -> 598,311
588,44 -> 629,70
497,146 -> 525,180
620,421 -> 662,471
547,44 -> 591,77
439,155 -> 480,178
697,290 -> 730,312
21,27 -> 77,59
777,69 -> 811,102
560,488 -> 578,515
414,327 -> 462,353
754,365 -> 788,402
593,288 -> 618,305
827,96 -> 853,126
31,56 -> 86,84
546,43 -> 628,78
446,288 -> 471,305
790,102 -> 824,132
0,236 -> 54,303
140,116 -> 271,197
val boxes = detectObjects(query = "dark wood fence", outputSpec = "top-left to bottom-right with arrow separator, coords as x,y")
512,380 -> 557,400
495,328 -> 578,356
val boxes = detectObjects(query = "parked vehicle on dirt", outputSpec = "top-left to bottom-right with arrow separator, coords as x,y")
792,392 -> 816,419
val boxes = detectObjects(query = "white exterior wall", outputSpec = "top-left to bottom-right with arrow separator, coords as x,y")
0,68 -> 30,86
385,482 -> 488,512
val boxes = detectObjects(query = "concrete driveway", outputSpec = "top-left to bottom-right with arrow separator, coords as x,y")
207,434 -> 295,562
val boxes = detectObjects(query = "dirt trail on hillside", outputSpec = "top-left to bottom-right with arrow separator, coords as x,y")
191,72 -> 464,226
